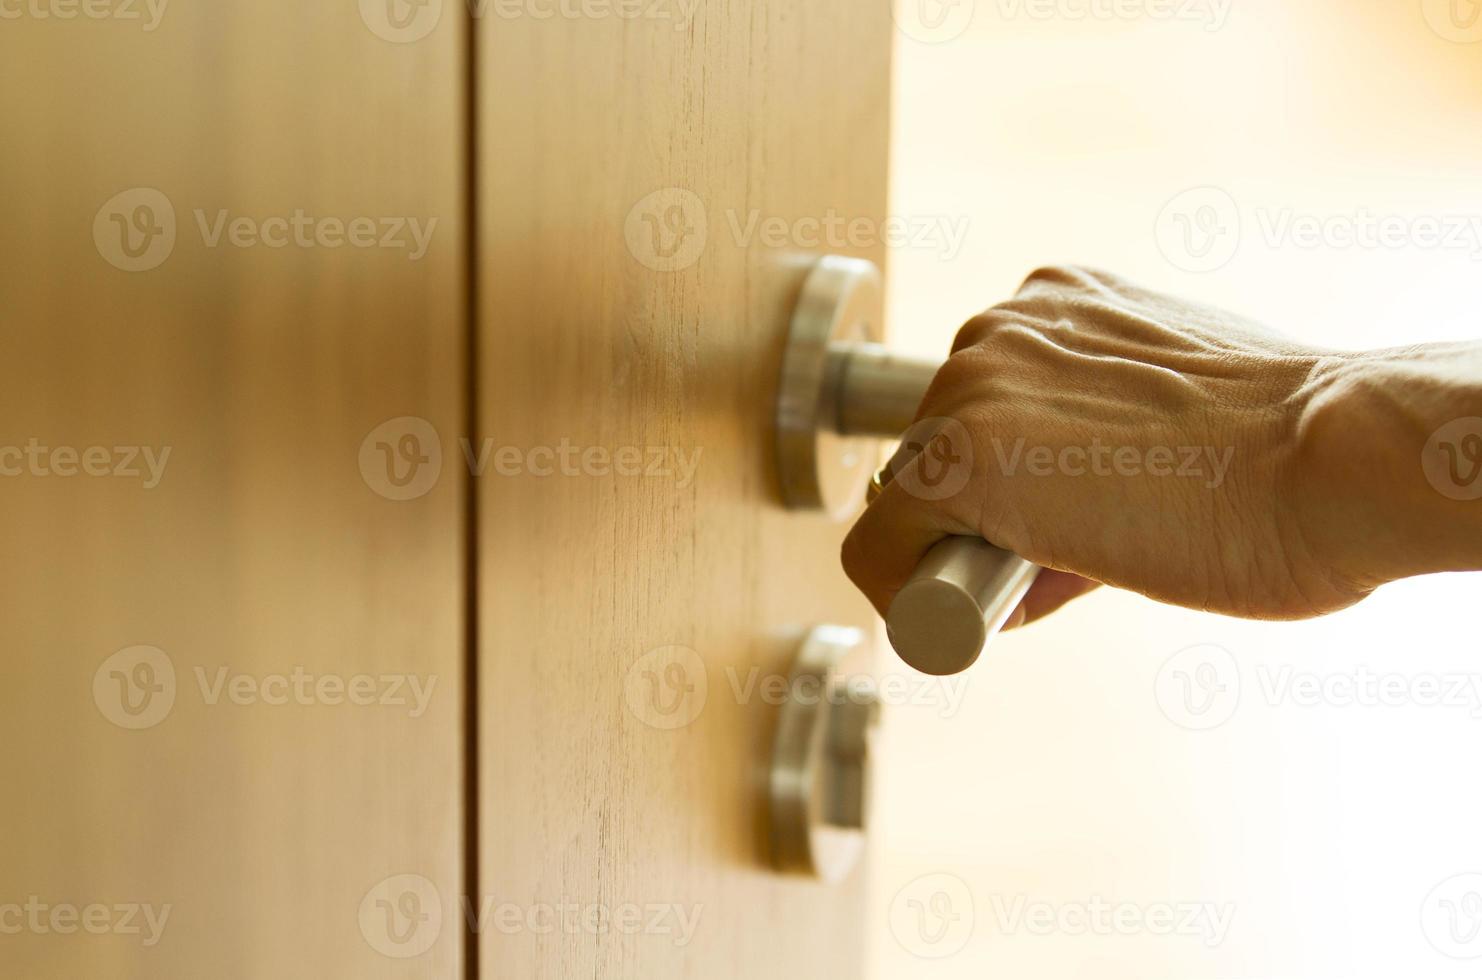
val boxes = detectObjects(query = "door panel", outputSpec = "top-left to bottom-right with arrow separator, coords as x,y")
0,6 -> 467,978
477,4 -> 891,976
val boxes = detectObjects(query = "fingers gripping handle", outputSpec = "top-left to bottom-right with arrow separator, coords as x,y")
885,538 -> 1040,676
775,255 -> 1041,675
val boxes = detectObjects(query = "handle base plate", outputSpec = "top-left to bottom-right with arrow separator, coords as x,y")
775,256 -> 884,520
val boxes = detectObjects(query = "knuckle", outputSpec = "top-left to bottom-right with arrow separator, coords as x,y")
953,309 -> 1027,352
1018,264 -> 1118,300
1022,264 -> 1082,287
928,346 -> 993,396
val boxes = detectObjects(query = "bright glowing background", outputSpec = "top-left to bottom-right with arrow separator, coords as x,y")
871,1 -> 1482,976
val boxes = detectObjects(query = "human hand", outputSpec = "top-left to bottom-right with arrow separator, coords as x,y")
842,266 -> 1379,629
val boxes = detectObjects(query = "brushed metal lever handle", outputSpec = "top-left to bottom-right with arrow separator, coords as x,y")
776,255 -> 1040,675
886,537 -> 1038,676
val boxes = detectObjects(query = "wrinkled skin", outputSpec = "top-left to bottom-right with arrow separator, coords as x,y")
842,266 -> 1482,629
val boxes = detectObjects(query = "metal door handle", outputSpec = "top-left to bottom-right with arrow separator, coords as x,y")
769,626 -> 877,882
775,255 -> 1040,676
886,536 -> 1038,676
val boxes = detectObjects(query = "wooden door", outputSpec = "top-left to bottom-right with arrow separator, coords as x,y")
476,4 -> 892,977
1,3 -> 891,977
0,5 -> 468,978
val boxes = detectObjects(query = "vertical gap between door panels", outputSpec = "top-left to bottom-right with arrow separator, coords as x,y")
460,6 -> 482,980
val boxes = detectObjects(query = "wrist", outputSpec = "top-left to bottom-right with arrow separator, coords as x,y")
1292,348 -> 1482,588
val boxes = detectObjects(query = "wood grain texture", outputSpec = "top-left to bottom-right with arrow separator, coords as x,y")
0,5 -> 467,978
476,5 -> 891,976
